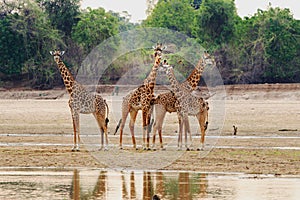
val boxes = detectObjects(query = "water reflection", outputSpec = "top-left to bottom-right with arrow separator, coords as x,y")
70,169 -> 208,199
0,168 -> 299,200
71,169 -> 108,200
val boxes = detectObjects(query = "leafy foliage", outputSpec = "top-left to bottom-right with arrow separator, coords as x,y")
218,6 -> 300,84
144,0 -> 300,84
193,0 -> 238,49
0,0 -> 299,88
0,15 -> 25,75
0,0 -> 64,88
143,0 -> 195,36
37,0 -> 80,37
260,8 -> 300,82
110,11 -> 138,32
72,7 -> 119,53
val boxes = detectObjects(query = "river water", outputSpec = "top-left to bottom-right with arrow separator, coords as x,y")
0,168 -> 299,200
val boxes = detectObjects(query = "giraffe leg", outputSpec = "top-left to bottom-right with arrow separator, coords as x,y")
100,128 -> 104,150
129,110 -> 138,150
146,109 -> 152,150
71,112 -> 80,152
183,118 -> 188,150
177,115 -> 183,150
142,106 -> 152,150
93,112 -> 109,151
152,121 -> 158,150
158,114 -> 166,150
158,107 -> 167,150
197,112 -> 207,151
101,126 -> 109,151
142,109 -> 151,150
104,125 -> 109,150
184,117 -> 193,151
119,122 -> 125,149
200,125 -> 206,151
158,128 -> 165,150
152,105 -> 167,150
119,106 -> 129,150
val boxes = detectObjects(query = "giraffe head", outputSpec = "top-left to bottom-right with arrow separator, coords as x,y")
160,60 -> 172,73
152,43 -> 166,59
50,50 -> 65,63
200,51 -> 215,68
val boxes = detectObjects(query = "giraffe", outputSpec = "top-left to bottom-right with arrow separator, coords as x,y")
50,50 -> 109,151
114,43 -> 165,150
161,62 -> 209,150
151,52 -> 214,150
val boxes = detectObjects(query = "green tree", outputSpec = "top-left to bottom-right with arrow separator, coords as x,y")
143,0 -> 195,36
110,11 -> 137,32
231,7 -> 300,83
193,0 -> 238,49
0,15 -> 26,75
261,8 -> 300,82
72,7 -> 119,53
36,0 -> 80,37
8,0 -> 64,88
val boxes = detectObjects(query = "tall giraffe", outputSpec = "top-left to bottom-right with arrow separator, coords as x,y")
114,43 -> 165,150
152,52 -> 214,150
50,50 -> 109,151
161,62 -> 209,150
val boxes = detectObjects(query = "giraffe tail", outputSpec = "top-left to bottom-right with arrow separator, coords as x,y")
105,100 -> 109,126
114,119 -> 122,135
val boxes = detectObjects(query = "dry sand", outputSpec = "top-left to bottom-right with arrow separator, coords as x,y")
0,84 -> 299,175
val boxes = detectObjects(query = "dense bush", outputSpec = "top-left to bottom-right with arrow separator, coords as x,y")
0,0 -> 299,88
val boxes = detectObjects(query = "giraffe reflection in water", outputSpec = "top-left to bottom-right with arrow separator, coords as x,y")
70,170 -> 208,200
70,170 -> 107,200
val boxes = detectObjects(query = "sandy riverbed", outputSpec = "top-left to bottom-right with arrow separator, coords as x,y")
0,84 -> 299,175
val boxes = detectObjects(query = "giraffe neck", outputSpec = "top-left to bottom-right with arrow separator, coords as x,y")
143,55 -> 161,91
56,59 -> 75,94
166,67 -> 181,94
181,58 -> 205,91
